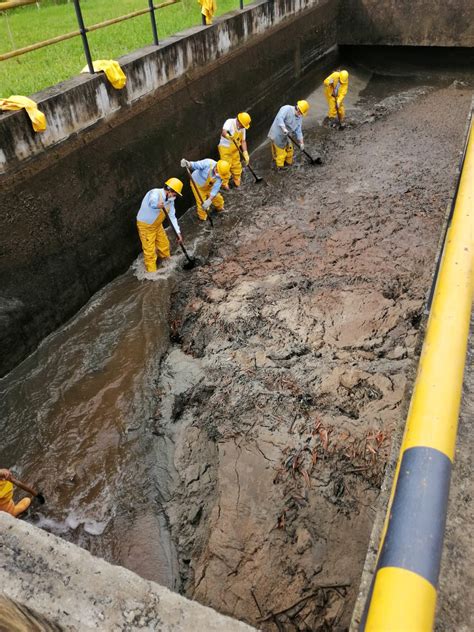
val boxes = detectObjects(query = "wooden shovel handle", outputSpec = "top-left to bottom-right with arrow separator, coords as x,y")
10,476 -> 39,497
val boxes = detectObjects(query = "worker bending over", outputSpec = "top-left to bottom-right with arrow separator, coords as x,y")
268,100 -> 310,170
0,469 -> 30,518
136,178 -> 184,273
181,158 -> 230,221
218,112 -> 251,189
323,69 -> 349,127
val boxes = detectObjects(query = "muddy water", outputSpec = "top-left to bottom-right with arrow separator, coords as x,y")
0,271 -> 182,585
0,57 -> 472,628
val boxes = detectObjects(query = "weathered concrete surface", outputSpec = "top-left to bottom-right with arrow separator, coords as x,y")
339,0 -> 474,47
0,513 -> 256,631
0,0 -> 338,377
435,315 -> 474,632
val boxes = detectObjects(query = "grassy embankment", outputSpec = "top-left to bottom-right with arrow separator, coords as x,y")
0,0 -> 251,96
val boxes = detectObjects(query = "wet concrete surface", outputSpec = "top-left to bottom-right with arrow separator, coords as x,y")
0,60 -> 472,630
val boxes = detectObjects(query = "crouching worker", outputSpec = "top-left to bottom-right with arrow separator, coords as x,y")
323,69 -> 349,126
136,178 -> 184,273
218,112 -> 251,189
268,100 -> 310,170
181,158 -> 230,221
0,469 -> 30,518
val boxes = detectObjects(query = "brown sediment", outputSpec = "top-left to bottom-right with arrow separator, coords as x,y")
156,83 -> 473,629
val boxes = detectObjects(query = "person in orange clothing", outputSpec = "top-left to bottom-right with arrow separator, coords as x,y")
0,468 -> 31,517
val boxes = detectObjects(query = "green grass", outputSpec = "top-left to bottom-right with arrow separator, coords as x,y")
0,0 -> 252,96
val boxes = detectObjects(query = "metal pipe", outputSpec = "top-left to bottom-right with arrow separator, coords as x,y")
72,0 -> 94,75
0,1 -> 179,62
360,119 -> 474,631
148,0 -> 159,45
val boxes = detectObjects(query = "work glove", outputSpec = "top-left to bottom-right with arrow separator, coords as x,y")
226,132 -> 235,141
300,142 -> 304,151
180,158 -> 191,168
242,150 -> 250,166
202,198 -> 212,211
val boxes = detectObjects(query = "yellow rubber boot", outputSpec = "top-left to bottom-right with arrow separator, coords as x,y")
12,497 -> 31,517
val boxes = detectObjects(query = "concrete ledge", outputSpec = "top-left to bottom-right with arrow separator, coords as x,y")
0,513 -> 255,631
0,0 -> 320,175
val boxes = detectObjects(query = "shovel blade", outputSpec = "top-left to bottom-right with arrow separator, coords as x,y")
183,259 -> 197,270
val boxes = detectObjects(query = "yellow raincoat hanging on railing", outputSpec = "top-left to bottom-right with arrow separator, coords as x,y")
81,59 -> 127,90
198,0 -> 216,25
0,95 -> 47,132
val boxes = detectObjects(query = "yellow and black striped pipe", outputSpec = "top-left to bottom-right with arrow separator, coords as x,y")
360,116 -> 474,631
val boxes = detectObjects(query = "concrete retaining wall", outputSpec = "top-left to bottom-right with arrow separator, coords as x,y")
0,0 -> 338,377
0,513 -> 255,631
338,0 -> 474,47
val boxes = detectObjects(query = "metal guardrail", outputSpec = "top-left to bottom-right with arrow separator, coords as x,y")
0,1 -> 250,71
360,113 -> 474,631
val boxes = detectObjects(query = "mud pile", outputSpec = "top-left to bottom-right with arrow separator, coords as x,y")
149,82 -> 471,631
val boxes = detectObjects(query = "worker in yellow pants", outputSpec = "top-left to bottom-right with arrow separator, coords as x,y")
267,100 -> 310,169
136,178 -> 184,273
0,469 -> 30,518
218,112 -> 251,189
323,69 -> 349,126
181,158 -> 230,221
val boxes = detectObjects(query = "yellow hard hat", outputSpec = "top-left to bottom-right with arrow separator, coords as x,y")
237,112 -> 251,129
165,177 -> 183,196
216,160 -> 230,179
297,100 -> 310,116
340,70 -> 349,84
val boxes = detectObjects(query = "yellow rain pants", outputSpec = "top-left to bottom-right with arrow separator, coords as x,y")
81,60 -> 127,90
271,141 -> 294,168
136,211 -> 170,272
0,481 -> 31,518
198,0 -> 216,24
324,86 -> 346,121
191,176 -> 224,221
218,144 -> 242,187
323,72 -> 348,122
0,95 -> 47,132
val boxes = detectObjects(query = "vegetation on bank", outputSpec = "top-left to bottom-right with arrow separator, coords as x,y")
0,0 -> 251,96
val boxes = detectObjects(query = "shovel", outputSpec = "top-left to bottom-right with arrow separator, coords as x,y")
333,90 -> 345,130
229,136 -> 265,184
185,166 -> 214,227
11,476 -> 45,504
161,206 -> 197,270
287,133 -> 322,165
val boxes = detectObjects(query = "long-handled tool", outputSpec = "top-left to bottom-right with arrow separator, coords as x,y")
333,90 -> 345,130
229,136 -> 264,184
185,166 -> 214,227
11,476 -> 45,504
161,206 -> 197,270
287,133 -> 322,165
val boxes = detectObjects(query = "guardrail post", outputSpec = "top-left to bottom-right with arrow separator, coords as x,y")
148,0 -> 159,45
72,0 -> 94,74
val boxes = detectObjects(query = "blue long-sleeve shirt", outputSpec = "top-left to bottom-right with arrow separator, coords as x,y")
190,159 -> 222,199
268,105 -> 303,149
136,188 -> 180,235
